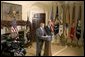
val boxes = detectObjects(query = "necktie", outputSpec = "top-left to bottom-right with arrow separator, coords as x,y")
42,28 -> 45,36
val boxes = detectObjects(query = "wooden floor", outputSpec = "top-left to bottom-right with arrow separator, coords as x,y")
25,42 -> 84,56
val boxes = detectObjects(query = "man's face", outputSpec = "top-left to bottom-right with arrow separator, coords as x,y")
42,24 -> 44,28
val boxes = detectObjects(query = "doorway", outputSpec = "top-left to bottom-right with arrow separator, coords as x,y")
32,13 -> 45,42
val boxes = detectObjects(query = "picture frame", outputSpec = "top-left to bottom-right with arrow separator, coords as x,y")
1,2 -> 22,21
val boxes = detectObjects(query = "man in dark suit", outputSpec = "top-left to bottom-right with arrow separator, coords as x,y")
45,21 -> 52,36
36,23 -> 47,56
44,21 -> 52,56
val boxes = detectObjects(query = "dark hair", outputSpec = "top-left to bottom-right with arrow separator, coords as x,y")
40,23 -> 44,27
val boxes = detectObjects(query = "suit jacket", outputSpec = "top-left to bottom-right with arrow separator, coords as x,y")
36,27 -> 47,40
45,26 -> 52,36
36,27 -> 47,56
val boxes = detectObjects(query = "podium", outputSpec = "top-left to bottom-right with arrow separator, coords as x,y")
43,36 -> 52,56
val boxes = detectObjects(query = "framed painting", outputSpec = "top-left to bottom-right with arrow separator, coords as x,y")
1,2 -> 22,21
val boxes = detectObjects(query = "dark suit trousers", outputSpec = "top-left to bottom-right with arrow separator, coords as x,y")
36,40 -> 44,56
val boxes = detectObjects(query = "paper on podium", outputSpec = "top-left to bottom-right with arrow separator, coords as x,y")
42,35 -> 52,41
45,35 -> 52,41
42,35 -> 50,38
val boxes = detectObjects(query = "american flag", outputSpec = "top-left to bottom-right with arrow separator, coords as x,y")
50,5 -> 54,32
11,18 -> 18,33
